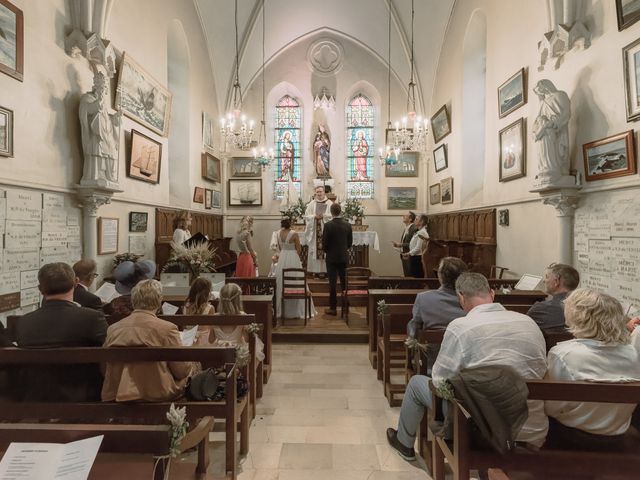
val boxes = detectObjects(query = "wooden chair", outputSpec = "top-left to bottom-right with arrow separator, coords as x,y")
281,267 -> 312,325
490,265 -> 509,279
341,267 -> 372,323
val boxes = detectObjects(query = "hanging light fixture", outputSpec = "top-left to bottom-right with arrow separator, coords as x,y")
389,0 -> 428,153
220,0 -> 255,151
378,1 -> 398,166
252,0 -> 274,169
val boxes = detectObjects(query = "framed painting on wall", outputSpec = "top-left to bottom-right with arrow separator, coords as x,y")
430,104 -> 451,144
193,187 -> 205,204
429,183 -> 441,205
623,38 -> 640,122
0,0 -> 23,82
385,151 -> 418,177
0,106 -> 13,157
128,129 -> 161,184
617,0 -> 640,30
202,111 -> 215,152
128,212 -> 148,232
231,157 -> 261,177
212,190 -> 221,208
583,130 -> 636,182
204,188 -> 213,209
498,68 -> 526,118
440,177 -> 453,204
228,179 -> 262,207
201,152 -> 221,182
433,144 -> 447,172
98,217 -> 119,254
499,118 -> 526,182
116,52 -> 172,136
387,187 -> 417,210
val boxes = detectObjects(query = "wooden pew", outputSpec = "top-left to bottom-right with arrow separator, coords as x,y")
377,304 -> 413,406
0,418 -> 215,480
430,380 -> 640,480
225,277 -> 276,318
0,346 -> 248,480
367,277 -> 518,291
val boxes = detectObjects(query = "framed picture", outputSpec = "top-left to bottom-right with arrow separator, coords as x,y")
617,0 -> 640,30
583,130 -> 636,182
498,209 -> 510,226
433,144 -> 448,172
202,111 -> 215,152
128,129 -> 161,184
0,0 -> 23,82
193,187 -> 205,204
128,212 -> 148,232
0,106 -> 13,157
499,118 -> 527,182
228,179 -> 263,207
212,190 -> 221,208
385,151 -> 419,177
431,104 -> 451,144
204,188 -> 213,209
201,152 -> 221,182
98,217 -> 119,255
116,52 -> 172,136
429,183 -> 441,205
387,187 -> 417,210
231,157 -> 261,177
440,177 -> 454,204
498,68 -> 526,118
623,38 -> 640,122
385,128 -> 412,150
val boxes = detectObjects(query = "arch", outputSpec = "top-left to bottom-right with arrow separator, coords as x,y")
167,19 -> 191,207
461,9 -> 487,206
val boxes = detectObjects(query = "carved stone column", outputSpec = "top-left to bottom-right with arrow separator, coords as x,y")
542,189 -> 581,265
76,185 -> 122,260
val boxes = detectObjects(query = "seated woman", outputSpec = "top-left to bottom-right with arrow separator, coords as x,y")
104,259 -> 156,322
102,279 -> 199,402
181,277 -> 216,345
545,288 -> 640,450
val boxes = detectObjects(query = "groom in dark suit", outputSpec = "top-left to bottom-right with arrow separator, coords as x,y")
322,203 -> 353,316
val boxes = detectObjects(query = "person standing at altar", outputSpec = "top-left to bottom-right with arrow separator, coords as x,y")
322,203 -> 353,316
232,216 -> 257,278
304,186 -> 333,275
172,210 -> 192,245
402,214 -> 429,278
392,211 -> 417,276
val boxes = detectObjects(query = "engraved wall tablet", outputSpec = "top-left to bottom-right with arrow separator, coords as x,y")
0,106 -> 13,157
582,130 -> 636,182
128,129 -> 161,184
0,0 -> 23,81
430,104 -> 451,144
499,118 -> 526,182
98,217 -> 119,254
498,68 -> 526,118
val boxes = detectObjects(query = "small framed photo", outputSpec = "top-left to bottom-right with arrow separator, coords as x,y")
98,217 -> 119,255
0,106 -> 14,157
201,152 -> 221,183
431,104 -> 451,144
213,190 -> 221,208
387,187 -> 417,210
623,38 -> 640,122
583,130 -> 636,182
202,111 -> 215,152
193,186 -> 205,204
128,129 -> 162,184
0,0 -> 23,82
498,68 -> 526,118
429,183 -> 441,205
617,0 -> 640,30
385,151 -> 418,177
499,118 -> 527,182
228,179 -> 262,206
129,212 -> 148,232
498,209 -> 510,226
433,144 -> 448,172
231,157 -> 261,177
440,177 -> 453,204
204,188 -> 213,209
385,128 -> 413,150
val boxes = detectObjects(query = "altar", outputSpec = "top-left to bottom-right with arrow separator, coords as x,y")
299,230 -> 379,268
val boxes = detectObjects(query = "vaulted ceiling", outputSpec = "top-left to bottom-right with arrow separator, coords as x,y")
194,0 -> 455,115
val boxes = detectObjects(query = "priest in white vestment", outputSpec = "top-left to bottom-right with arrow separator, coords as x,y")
304,185 -> 333,274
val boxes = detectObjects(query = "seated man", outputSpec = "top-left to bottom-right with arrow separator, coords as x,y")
387,273 -> 548,461
16,262 -> 108,401
73,259 -> 102,309
102,279 -> 198,402
527,263 -> 579,330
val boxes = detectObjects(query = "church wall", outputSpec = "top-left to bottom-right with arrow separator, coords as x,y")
430,0 -> 640,280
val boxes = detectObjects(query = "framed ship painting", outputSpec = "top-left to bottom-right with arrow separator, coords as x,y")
228,179 -> 262,207
128,129 -> 161,184
201,152 -> 221,182
0,0 -> 23,82
387,187 -> 417,210
498,68 -> 526,118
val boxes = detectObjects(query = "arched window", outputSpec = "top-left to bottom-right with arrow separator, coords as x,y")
274,95 -> 302,199
346,94 -> 374,198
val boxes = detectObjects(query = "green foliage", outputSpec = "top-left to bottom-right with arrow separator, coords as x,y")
280,197 -> 306,223
343,197 -> 365,221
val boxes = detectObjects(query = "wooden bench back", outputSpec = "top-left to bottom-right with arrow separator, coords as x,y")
158,313 -> 257,329
379,304 -> 414,336
368,278 -> 518,291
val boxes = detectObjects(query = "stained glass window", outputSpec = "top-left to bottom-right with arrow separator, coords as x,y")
346,94 -> 374,198
274,95 -> 301,199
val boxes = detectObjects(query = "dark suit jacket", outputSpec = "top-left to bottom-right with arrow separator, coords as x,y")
15,299 -> 108,402
401,224 -> 418,253
322,216 -> 353,265
73,284 -> 103,310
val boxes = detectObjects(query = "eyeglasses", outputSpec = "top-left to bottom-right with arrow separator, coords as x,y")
92,273 -> 99,278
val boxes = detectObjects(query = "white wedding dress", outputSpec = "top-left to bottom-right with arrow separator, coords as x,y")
275,230 -> 315,319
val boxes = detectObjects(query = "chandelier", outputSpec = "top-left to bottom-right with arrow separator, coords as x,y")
378,1 -> 399,167
220,0 -> 255,151
313,88 -> 336,111
389,0 -> 428,153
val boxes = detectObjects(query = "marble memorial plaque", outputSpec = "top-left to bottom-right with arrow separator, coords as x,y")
6,190 -> 42,221
43,193 -> 65,210
67,225 -> 81,245
0,292 -> 20,313
128,235 -> 146,254
67,210 -> 80,226
582,274 -> 611,292
20,287 -> 40,307
3,250 -> 39,272
40,247 -> 70,266
588,209 -> 611,240
68,247 -> 82,264
0,272 -> 20,296
20,270 -> 38,289
5,220 -> 41,250
0,197 -> 6,220
588,239 -> 612,276
42,208 -> 67,231
41,230 -> 68,248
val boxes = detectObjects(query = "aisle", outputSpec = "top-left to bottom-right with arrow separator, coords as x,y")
238,343 -> 431,480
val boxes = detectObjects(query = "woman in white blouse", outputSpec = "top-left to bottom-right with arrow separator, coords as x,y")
545,288 -> 640,450
172,210 -> 192,245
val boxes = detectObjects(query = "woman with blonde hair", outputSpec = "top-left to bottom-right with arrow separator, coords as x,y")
181,277 -> 216,345
232,216 -> 257,279
545,287 -> 640,450
173,210 -> 192,245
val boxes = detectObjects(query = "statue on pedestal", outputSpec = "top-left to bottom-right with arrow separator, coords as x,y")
313,125 -> 331,178
79,70 -> 121,189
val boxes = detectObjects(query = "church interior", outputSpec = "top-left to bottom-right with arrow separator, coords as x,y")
1,0 -> 640,478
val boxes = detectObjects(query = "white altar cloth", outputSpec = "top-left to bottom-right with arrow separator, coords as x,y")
299,230 -> 379,252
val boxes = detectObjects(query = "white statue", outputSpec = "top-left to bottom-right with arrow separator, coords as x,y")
79,70 -> 121,188
532,79 -> 571,182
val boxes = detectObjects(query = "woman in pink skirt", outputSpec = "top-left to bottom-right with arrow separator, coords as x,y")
233,216 -> 257,278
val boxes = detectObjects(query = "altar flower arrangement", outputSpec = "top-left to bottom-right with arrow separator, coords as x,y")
280,197 -> 306,224
112,252 -> 144,269
343,197 -> 365,222
164,241 -> 217,277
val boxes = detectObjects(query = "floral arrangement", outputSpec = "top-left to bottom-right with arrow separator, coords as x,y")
112,252 -> 144,269
235,343 -> 251,368
166,403 -> 189,457
405,336 -> 428,352
164,241 -> 217,277
376,299 -> 389,318
280,197 -> 306,224
343,197 -> 365,221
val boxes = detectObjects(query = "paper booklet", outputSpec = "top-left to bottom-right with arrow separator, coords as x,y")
94,282 -> 119,303
315,201 -> 327,216
0,435 -> 103,480
180,325 -> 198,347
161,302 -> 179,315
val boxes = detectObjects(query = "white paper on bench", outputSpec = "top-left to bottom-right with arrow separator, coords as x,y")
514,274 -> 543,291
162,302 -> 179,315
94,282 -> 119,303
0,434 -> 103,480
180,325 -> 198,346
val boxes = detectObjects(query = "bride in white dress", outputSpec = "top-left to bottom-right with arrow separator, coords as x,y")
274,219 -> 315,319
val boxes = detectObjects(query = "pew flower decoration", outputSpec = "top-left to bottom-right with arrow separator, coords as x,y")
404,336 -> 428,352
246,323 -> 260,335
165,241 -> 217,277
343,197 -> 365,222
112,252 -> 144,269
166,403 -> 189,458
435,380 -> 455,402
377,300 -> 389,317
235,343 -> 251,368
